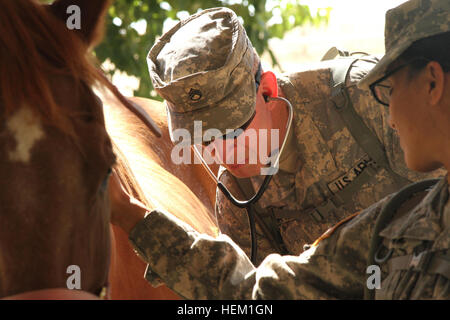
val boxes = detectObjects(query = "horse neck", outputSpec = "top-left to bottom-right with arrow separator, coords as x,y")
102,92 -> 218,236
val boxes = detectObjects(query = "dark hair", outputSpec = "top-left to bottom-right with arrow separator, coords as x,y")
398,31 -> 450,76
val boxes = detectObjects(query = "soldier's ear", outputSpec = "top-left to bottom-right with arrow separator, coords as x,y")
47,0 -> 111,48
259,71 -> 278,101
425,61 -> 445,106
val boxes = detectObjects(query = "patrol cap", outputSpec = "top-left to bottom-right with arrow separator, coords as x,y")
359,0 -> 450,89
147,7 -> 260,143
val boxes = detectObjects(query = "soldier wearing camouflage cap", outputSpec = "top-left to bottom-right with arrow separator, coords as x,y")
146,6 -> 444,264
109,0 -> 450,299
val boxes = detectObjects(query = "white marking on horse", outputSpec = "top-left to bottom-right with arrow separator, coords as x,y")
7,107 -> 45,163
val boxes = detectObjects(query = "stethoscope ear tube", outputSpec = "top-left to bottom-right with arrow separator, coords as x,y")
218,174 -> 275,263
193,96 -> 294,263
216,175 -> 273,209
193,95 -> 294,207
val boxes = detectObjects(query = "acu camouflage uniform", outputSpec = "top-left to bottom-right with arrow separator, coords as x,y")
216,56 -> 444,263
147,6 -> 445,265
129,176 -> 449,299
129,0 -> 450,300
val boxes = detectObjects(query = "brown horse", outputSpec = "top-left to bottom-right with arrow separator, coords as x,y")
102,91 -> 219,299
0,0 -> 218,299
0,0 -> 117,299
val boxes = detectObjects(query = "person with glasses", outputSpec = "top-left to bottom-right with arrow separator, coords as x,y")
144,7 -> 443,265
109,0 -> 449,299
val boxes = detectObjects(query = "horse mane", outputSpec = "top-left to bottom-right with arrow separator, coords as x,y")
49,0 -> 111,48
0,0 -> 108,136
0,0 -> 217,237
100,90 -> 219,236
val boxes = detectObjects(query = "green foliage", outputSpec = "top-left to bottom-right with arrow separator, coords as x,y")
45,0 -> 329,98
97,0 -> 329,98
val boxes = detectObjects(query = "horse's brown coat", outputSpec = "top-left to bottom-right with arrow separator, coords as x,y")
1,0 -> 116,299
102,92 -> 219,299
1,0 -> 218,299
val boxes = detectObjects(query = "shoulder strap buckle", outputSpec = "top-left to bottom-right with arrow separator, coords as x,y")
331,83 -> 349,111
410,250 -> 432,271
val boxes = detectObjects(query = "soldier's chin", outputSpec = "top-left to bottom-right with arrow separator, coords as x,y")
224,163 -> 260,178
406,157 -> 443,173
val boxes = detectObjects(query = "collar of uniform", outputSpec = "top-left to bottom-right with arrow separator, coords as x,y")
277,85 -> 300,174
278,119 -> 299,173
444,182 -> 450,230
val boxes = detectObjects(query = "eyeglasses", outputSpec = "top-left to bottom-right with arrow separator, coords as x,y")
202,111 -> 256,146
369,57 -> 430,107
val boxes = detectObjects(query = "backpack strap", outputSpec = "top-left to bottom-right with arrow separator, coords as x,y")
321,46 -> 370,61
388,250 -> 450,280
364,178 -> 440,300
273,56 -> 412,225
329,57 -> 412,190
271,165 -> 377,223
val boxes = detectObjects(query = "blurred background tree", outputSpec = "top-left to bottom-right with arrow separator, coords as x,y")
43,0 -> 330,98
97,0 -> 329,98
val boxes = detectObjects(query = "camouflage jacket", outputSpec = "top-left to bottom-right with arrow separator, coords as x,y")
215,57 -> 445,263
129,176 -> 450,299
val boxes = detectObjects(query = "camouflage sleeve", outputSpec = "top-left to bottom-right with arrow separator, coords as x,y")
128,195 -> 391,299
251,195 -> 389,299
129,209 -> 256,299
